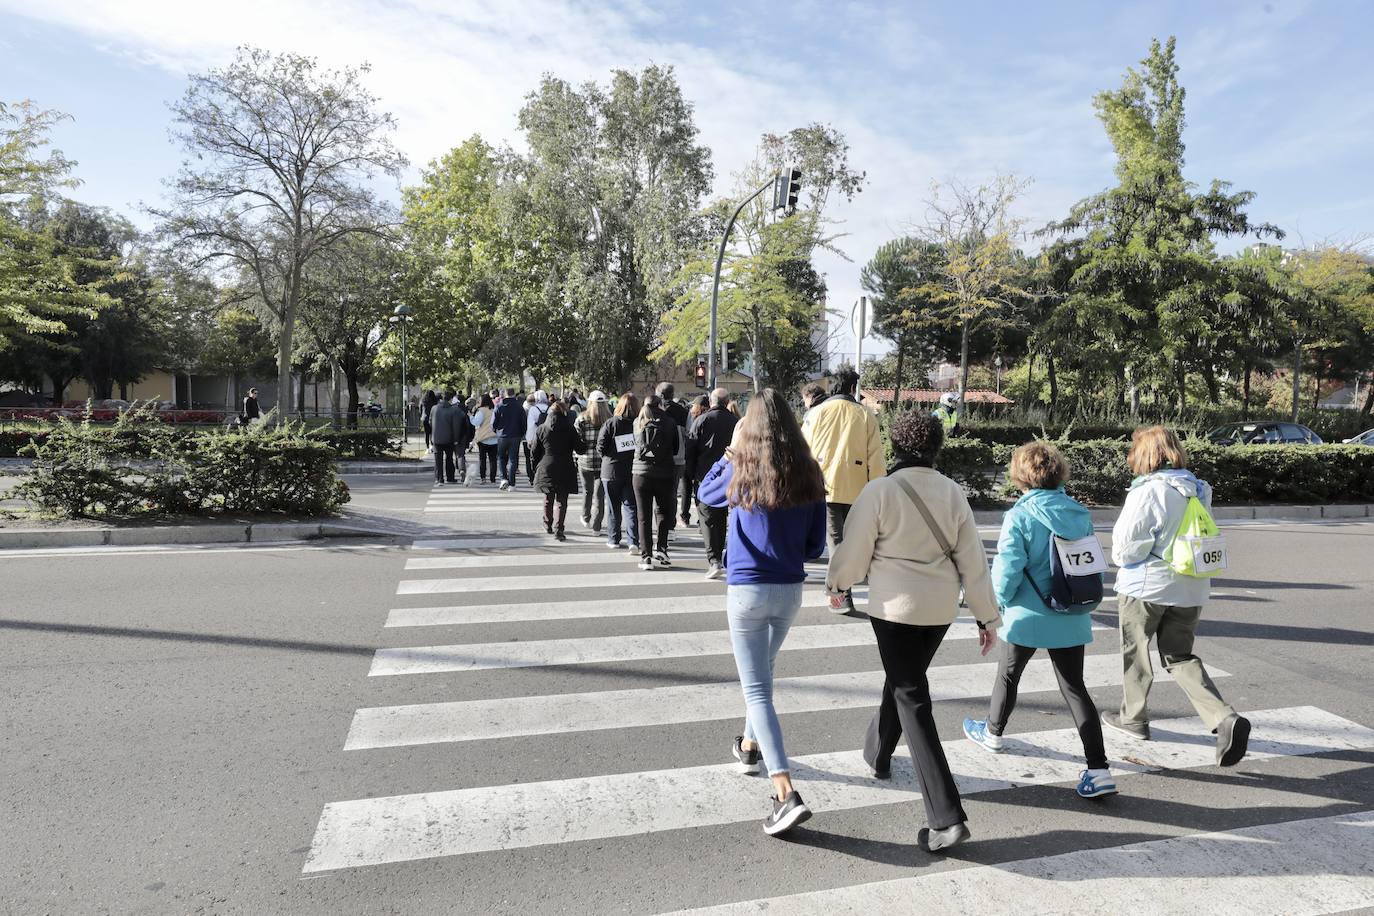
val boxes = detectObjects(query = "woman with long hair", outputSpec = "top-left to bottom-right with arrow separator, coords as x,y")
697,388 -> 827,836
597,392 -> 641,550
631,393 -> 681,570
574,391 -> 613,532
826,411 -> 1001,854
530,399 -> 586,541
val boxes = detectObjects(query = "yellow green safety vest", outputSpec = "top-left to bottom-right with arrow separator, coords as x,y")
935,405 -> 958,433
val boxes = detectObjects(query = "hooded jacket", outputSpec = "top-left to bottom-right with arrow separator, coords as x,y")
800,393 -> 884,505
1111,469 -> 1214,607
991,487 -> 1098,649
531,412 -> 586,495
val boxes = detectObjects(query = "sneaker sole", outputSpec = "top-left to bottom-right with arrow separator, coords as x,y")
735,760 -> 760,775
918,824 -> 971,853
1218,717 -> 1251,767
764,804 -> 812,836
1077,784 -> 1119,798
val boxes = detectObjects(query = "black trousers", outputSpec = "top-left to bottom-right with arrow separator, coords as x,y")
543,491 -> 569,533
678,467 -> 694,522
433,443 -> 456,483
633,474 -> 675,559
477,442 -> 497,482
826,502 -> 851,550
423,420 -> 432,449
988,642 -> 1108,770
697,498 -> 728,566
865,617 -> 966,830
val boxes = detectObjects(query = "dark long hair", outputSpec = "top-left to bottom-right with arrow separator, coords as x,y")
727,388 -> 825,511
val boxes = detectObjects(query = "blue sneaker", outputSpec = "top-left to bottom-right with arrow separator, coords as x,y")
963,718 -> 1004,753
1076,769 -> 1118,798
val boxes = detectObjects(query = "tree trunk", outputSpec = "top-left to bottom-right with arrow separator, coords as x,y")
275,260 -> 302,422
1291,338 -> 1302,423
48,373 -> 68,405
1025,352 -> 1035,408
330,358 -> 342,430
893,341 -> 906,409
1241,362 -> 1252,419
346,371 -> 360,430
958,317 -> 970,400
1201,362 -> 1219,404
1311,357 -> 1322,409
118,381 -> 129,401
1175,361 -> 1187,414
297,371 -> 307,418
1046,352 -> 1059,419
1362,376 -> 1374,416
1126,363 -> 1140,418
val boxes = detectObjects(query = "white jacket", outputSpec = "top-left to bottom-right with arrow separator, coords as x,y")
1111,469 -> 1214,607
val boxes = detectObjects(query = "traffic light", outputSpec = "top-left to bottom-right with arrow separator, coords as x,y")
694,361 -> 706,389
722,341 -> 736,373
772,166 -> 801,213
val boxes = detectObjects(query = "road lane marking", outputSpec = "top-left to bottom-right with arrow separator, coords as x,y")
383,590 -> 848,626
307,706 -> 1365,872
665,809 -> 1374,915
395,570 -> 792,594
349,648 -> 1142,745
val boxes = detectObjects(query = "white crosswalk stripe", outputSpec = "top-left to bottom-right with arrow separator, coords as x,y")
300,480 -> 1374,912
305,706 -> 1373,872
665,810 -> 1374,916
347,650 -> 1143,748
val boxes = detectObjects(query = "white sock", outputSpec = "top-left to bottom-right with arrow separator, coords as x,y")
1087,768 -> 1112,780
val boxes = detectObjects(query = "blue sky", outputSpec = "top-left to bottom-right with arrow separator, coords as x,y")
3,0 -> 1372,361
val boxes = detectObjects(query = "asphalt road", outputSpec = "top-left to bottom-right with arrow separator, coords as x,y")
3,474 -> 1373,915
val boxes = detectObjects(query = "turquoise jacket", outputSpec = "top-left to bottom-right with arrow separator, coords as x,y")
990,487 -> 1098,649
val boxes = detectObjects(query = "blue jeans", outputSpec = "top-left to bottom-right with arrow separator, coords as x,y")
497,437 -> 521,486
603,477 -> 638,546
726,582 -> 804,776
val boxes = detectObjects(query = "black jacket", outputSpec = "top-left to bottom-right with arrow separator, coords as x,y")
531,413 -> 586,495
597,416 -> 637,483
685,407 -> 738,483
242,395 -> 260,420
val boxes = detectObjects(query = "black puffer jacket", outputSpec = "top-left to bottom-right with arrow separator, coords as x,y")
531,413 -> 586,495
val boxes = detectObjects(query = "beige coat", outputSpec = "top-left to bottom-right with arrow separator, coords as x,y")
827,466 -> 1000,628
801,395 -> 884,505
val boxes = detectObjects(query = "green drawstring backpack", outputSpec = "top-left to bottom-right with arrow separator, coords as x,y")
1166,496 -> 1227,578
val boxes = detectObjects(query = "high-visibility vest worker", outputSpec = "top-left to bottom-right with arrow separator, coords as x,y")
934,392 -> 960,435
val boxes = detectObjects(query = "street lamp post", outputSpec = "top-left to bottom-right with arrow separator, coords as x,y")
994,354 -> 1002,396
390,304 -> 414,443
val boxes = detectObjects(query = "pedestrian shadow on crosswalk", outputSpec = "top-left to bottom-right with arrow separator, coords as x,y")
1090,609 -> 1374,647
0,618 -> 377,656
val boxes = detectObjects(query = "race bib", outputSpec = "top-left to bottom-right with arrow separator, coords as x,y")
614,433 -> 636,453
1187,535 -> 1228,575
1053,534 -> 1108,576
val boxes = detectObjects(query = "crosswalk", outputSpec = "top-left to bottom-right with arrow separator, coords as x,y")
302,481 -> 1374,912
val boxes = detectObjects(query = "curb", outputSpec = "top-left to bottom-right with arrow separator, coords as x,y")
1,460 -> 433,476
0,521 -> 405,551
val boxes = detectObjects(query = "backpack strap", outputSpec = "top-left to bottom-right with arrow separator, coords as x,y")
892,477 -> 959,576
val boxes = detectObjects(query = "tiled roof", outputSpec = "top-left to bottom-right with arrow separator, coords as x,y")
861,388 -> 1015,405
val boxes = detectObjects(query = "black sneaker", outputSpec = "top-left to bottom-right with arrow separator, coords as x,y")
763,791 -> 811,836
1216,713 -> 1251,767
554,530 -> 567,542
732,736 -> 761,775
918,822 -> 971,853
1101,711 -> 1151,741
653,549 -> 671,569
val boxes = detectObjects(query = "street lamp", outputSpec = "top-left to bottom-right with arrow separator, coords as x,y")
994,354 -> 1002,396
389,304 -> 414,443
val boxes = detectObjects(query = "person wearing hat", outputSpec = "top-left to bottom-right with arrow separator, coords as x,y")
574,390 -> 613,533
933,392 -> 961,436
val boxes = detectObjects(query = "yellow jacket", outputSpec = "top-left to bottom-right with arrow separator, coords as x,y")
801,394 -> 885,505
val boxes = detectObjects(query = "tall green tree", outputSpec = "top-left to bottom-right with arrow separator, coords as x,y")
0,101 -> 108,372
861,237 -> 944,396
1042,37 -> 1281,415
155,47 -> 406,417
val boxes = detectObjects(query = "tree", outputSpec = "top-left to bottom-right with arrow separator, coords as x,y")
658,124 -> 864,392
1041,38 -> 1281,415
155,47 -> 406,418
0,101 -> 108,368
912,174 -> 1035,400
199,306 -> 276,410
518,66 -> 714,389
861,237 -> 944,396
298,232 -> 401,426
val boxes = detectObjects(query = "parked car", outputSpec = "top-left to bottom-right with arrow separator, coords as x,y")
1205,421 -> 1324,445
1342,428 -> 1374,446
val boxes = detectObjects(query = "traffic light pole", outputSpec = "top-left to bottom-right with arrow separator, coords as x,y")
708,177 -> 777,389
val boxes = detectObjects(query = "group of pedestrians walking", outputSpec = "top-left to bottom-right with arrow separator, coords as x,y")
697,380 -> 1248,850
427,372 -> 1248,851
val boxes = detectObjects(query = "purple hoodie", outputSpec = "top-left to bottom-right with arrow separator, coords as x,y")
697,456 -> 826,585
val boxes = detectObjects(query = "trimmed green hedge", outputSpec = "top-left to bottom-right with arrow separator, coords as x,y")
10,409 -> 350,518
960,407 -> 1372,447
1,423 -> 400,460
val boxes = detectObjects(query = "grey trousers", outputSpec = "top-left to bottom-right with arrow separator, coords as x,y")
1118,594 -> 1235,730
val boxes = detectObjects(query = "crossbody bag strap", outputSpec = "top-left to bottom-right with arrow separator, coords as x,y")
893,477 -> 959,576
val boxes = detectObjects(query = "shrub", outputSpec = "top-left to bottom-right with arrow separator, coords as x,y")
307,428 -> 400,460
936,438 -> 1001,505
11,407 -> 350,518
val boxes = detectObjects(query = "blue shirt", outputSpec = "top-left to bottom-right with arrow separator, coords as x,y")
698,457 -> 826,585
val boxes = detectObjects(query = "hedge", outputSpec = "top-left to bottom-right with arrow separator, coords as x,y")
960,407 -> 1373,446
10,408 -> 350,518
1,423 -> 399,459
